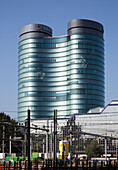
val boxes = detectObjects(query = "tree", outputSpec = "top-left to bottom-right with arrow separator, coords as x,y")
0,112 -> 23,154
85,140 -> 104,159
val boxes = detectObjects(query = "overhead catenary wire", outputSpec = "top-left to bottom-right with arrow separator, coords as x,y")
0,122 -> 49,132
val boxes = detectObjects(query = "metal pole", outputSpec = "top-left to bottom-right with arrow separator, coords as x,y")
28,109 -> 31,170
43,139 -> 45,155
46,120 -> 49,159
54,109 -> 57,161
2,125 -> 5,154
116,139 -> 117,160
36,127 -> 38,151
105,138 -> 107,163
24,121 -> 27,160
32,124 -> 38,151
9,136 -> 11,155
70,134 -> 72,164
30,137 -> 32,159
22,141 -> 24,157
50,123 -> 52,159
70,127 -> 72,165
36,140 -> 38,151
14,127 -> 16,138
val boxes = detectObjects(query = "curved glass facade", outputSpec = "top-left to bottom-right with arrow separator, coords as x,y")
18,19 -> 105,123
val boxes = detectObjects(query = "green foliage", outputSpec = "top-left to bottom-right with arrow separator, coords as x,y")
0,112 -> 23,153
0,112 -> 17,124
0,112 -> 18,140
85,140 -> 104,159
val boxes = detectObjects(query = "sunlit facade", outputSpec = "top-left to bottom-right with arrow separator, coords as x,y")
30,101 -> 118,156
18,19 -> 104,123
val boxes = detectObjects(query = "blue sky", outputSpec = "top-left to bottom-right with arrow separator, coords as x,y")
0,0 -> 118,120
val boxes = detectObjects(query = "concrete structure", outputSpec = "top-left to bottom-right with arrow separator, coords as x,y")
30,100 -> 118,137
30,100 -> 118,156
18,19 -> 104,123
75,100 -> 118,137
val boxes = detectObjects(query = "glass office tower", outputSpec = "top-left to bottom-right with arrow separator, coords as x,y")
18,19 -> 104,123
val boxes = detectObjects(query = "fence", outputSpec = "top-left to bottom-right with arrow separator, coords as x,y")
0,159 -> 118,170
1,113 -> 118,161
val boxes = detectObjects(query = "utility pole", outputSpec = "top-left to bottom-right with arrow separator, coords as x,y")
54,109 -> 57,161
2,125 -> 5,154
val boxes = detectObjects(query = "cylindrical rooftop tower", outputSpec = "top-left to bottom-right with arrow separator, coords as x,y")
67,19 -> 104,38
20,24 -> 52,41
67,19 -> 104,115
